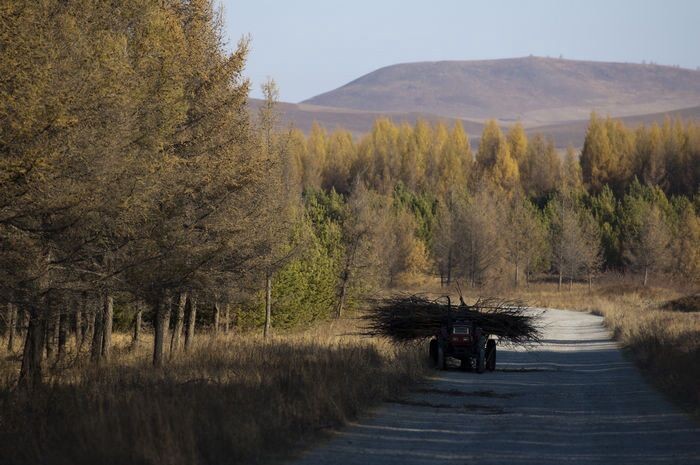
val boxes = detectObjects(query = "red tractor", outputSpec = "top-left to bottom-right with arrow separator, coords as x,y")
428,300 -> 497,373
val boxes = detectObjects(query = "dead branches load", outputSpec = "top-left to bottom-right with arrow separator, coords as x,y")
360,295 -> 541,345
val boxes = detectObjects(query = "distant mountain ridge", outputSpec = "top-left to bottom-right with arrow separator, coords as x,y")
302,56 -> 700,126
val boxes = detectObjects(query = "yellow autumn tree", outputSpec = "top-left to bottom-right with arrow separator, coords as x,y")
507,122 -> 528,169
477,120 -> 520,193
580,113 -> 615,194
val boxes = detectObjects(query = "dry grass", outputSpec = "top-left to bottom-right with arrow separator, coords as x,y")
0,319 -> 426,465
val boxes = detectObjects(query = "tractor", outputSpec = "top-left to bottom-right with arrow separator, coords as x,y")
428,298 -> 497,373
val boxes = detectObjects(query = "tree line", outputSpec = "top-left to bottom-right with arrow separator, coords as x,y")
1,0 -> 287,386
1,0 -> 699,388
282,115 -> 698,289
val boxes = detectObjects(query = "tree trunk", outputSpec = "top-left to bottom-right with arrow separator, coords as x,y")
153,294 -> 171,368
57,311 -> 68,361
264,271 -> 272,338
336,265 -> 350,319
46,310 -> 59,361
74,305 -> 82,350
132,301 -> 143,347
569,277 -> 573,291
643,266 -> 649,287
101,294 -> 113,361
18,309 -> 29,342
170,292 -> 186,353
184,297 -> 197,351
558,269 -> 563,292
588,273 -> 592,292
18,308 -> 46,390
85,304 -> 95,351
224,304 -> 230,334
446,248 -> 453,285
91,299 -> 104,363
514,262 -> 519,288
213,300 -> 220,334
6,303 -> 16,352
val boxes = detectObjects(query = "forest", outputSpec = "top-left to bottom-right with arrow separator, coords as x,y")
2,0 -> 700,388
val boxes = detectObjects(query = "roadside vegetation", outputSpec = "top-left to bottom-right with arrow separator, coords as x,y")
0,321 -> 425,465
1,0 -> 699,464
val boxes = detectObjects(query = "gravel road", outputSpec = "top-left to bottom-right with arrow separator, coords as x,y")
294,308 -> 700,465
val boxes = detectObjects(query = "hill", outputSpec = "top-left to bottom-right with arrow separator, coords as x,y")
303,57 -> 700,126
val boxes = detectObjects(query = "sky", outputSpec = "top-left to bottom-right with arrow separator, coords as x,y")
221,0 -> 700,103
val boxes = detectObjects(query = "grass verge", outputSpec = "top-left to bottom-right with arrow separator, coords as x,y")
0,321 -> 425,465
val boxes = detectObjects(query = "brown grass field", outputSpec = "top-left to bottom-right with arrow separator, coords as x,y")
0,321 -> 425,465
0,275 -> 697,464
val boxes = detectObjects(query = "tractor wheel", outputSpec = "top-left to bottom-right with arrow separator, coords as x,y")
429,339 -> 438,364
460,358 -> 470,371
476,346 -> 486,374
486,340 -> 497,372
436,344 -> 446,371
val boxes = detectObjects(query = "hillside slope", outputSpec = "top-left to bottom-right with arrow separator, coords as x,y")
303,57 -> 700,126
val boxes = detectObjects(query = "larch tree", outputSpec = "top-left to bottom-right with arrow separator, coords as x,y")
507,122 -> 528,169
624,205 -> 671,287
453,184 -> 507,286
580,113 -> 615,194
548,195 -> 601,291
476,120 -> 520,193
634,124 -> 666,188
669,199 -> 700,283
334,182 -> 386,318
561,145 -> 584,194
505,197 -> 550,287
521,134 -> 561,199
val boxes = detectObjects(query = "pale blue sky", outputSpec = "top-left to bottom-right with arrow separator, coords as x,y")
221,0 -> 700,102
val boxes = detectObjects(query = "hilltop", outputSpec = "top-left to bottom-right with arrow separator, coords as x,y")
302,57 -> 700,126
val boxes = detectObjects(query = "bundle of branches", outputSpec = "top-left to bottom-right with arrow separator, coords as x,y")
360,295 -> 541,345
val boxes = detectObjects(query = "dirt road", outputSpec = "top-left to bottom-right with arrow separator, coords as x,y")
294,309 -> 700,464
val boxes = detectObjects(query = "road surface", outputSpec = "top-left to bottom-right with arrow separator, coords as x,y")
294,308 -> 700,465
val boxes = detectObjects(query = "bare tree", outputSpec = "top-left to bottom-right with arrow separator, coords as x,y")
626,205 -> 671,286
335,182 -> 386,318
549,196 -> 601,291
505,197 -> 549,288
453,185 -> 506,287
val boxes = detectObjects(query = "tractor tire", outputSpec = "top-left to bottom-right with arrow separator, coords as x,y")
476,346 -> 486,373
486,340 -> 497,372
436,344 -> 446,371
429,339 -> 438,364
